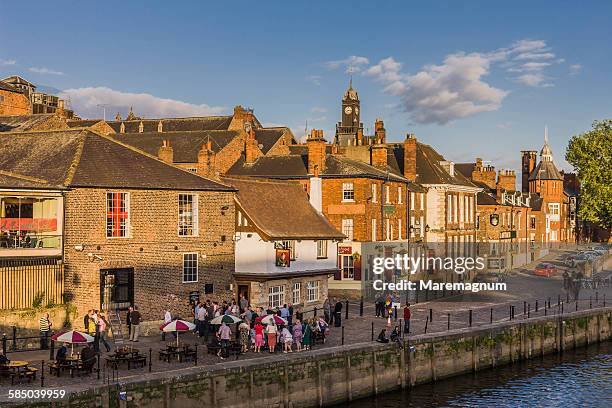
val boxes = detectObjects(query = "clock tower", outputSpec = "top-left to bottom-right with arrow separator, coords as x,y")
335,79 -> 364,145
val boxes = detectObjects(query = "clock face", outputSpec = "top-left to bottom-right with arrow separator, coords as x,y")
344,106 -> 352,115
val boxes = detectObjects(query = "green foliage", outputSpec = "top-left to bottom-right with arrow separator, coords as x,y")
565,120 -> 612,233
32,291 -> 45,309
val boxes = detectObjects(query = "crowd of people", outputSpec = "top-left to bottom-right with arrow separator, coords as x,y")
186,295 -> 339,359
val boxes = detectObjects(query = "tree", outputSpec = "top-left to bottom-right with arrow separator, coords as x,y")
565,120 -> 612,241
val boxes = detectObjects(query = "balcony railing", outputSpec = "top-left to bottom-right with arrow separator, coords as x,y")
0,234 -> 62,251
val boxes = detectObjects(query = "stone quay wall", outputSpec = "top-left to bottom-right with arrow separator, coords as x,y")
8,307 -> 612,408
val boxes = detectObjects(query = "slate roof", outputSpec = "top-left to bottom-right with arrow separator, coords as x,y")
111,130 -> 241,163
254,127 -> 294,153
0,129 -> 234,191
388,142 -> 478,188
0,114 -> 69,132
66,119 -> 104,128
106,116 -> 235,133
227,153 -> 426,191
223,177 -> 344,240
528,160 -> 563,181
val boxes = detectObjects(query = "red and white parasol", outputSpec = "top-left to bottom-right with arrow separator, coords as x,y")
51,330 -> 94,355
160,319 -> 196,345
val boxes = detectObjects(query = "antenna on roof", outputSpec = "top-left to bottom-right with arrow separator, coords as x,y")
96,104 -> 109,121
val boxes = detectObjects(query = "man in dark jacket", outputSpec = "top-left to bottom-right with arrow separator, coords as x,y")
334,300 -> 343,327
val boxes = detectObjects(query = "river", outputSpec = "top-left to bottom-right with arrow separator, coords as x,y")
340,341 -> 612,407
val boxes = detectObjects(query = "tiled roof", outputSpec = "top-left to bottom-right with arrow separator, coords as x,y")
227,153 -> 426,191
528,160 -> 563,181
223,177 -> 344,240
111,130 -> 241,163
254,127 -> 294,153
106,116 -> 234,133
66,119 -> 104,128
0,129 -> 234,191
0,114 -> 66,132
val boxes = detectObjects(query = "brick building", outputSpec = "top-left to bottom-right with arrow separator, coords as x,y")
1,76 -> 75,118
223,177 -> 343,310
0,129 -> 236,323
0,80 -> 31,116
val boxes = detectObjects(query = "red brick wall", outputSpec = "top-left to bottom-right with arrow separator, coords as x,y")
0,89 -> 31,115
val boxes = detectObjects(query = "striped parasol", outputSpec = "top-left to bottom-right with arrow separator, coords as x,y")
210,315 -> 242,325
51,330 -> 94,355
256,314 -> 287,326
160,319 -> 196,346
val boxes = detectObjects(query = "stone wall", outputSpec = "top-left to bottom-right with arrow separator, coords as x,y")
14,307 -> 609,408
0,88 -> 31,115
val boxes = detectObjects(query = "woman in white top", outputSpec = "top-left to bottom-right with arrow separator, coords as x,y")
281,327 -> 293,353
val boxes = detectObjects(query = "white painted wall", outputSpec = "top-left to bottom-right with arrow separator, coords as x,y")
235,232 -> 337,274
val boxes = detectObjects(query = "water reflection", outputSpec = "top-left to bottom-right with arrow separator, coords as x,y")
342,342 -> 611,407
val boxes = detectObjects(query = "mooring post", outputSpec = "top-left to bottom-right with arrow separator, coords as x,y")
447,313 -> 450,330
345,300 -> 349,320
429,308 -> 433,323
360,297 -> 364,317
371,321 -> 374,341
149,348 -> 152,372
469,310 -> 473,327
490,308 -> 493,324
341,326 -> 345,345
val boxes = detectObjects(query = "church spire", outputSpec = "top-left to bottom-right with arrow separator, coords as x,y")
541,126 -> 553,162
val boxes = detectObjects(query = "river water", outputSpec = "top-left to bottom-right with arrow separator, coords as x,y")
341,341 -> 612,408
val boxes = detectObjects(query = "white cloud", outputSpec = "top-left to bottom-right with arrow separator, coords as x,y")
310,106 -> 327,113
516,73 -> 549,87
366,53 -> 508,125
59,86 -> 226,119
569,64 -> 582,75
325,55 -> 370,73
0,59 -> 16,66
29,67 -> 64,75
307,75 -> 322,86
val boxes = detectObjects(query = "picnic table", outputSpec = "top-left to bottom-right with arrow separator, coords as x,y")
159,343 -> 196,362
0,361 -> 37,384
106,348 -> 146,370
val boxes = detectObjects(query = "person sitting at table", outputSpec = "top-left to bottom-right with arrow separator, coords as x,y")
56,344 -> 68,362
376,329 -> 389,343
80,343 -> 96,369
0,353 -> 10,365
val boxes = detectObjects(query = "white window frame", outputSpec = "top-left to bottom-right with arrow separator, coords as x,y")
178,193 -> 199,237
410,192 -> 415,210
420,216 -> 424,237
385,186 -> 390,204
341,255 -> 354,279
342,218 -> 354,241
182,252 -> 199,283
411,216 -> 415,237
420,193 -> 425,210
292,282 -> 301,305
371,183 -> 377,203
448,195 -> 453,222
398,187 -> 403,204
306,281 -> 320,303
398,218 -> 402,240
316,240 -> 328,259
342,182 -> 355,202
268,285 -> 285,308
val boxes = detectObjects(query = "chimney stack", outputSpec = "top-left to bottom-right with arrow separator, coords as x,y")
471,158 -> 496,189
198,139 -> 216,176
158,139 -> 174,164
229,105 -> 255,131
307,129 -> 327,176
497,169 -> 517,192
374,118 -> 386,144
521,150 -> 537,193
403,133 -> 417,181
244,126 -> 260,164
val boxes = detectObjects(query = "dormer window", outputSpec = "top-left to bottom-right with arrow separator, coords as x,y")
138,121 -> 144,133
157,121 -> 163,132
439,160 -> 455,176
119,123 -> 125,133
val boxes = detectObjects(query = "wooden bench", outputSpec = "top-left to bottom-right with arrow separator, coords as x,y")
158,350 -> 173,362
129,356 -> 147,369
49,362 -> 61,377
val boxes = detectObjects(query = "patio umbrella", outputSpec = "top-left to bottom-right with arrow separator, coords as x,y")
51,330 -> 94,355
257,314 -> 287,326
210,315 -> 242,325
160,319 -> 196,346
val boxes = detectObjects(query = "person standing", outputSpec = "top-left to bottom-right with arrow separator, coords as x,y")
254,322 -> 264,353
162,309 -> 172,341
39,312 -> 52,350
196,304 -> 207,338
129,306 -> 141,342
334,299 -> 343,327
292,319 -> 303,352
266,323 -> 278,353
126,306 -> 133,338
83,310 -> 91,333
302,319 -> 312,351
239,293 -> 249,314
403,303 -> 411,335
217,323 -> 231,359
239,322 -> 250,353
97,313 -> 112,352
323,298 -> 330,324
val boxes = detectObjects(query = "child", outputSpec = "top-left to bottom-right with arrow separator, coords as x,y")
281,326 -> 293,353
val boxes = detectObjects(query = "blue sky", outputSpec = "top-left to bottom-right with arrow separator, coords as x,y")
1,1 -> 610,174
